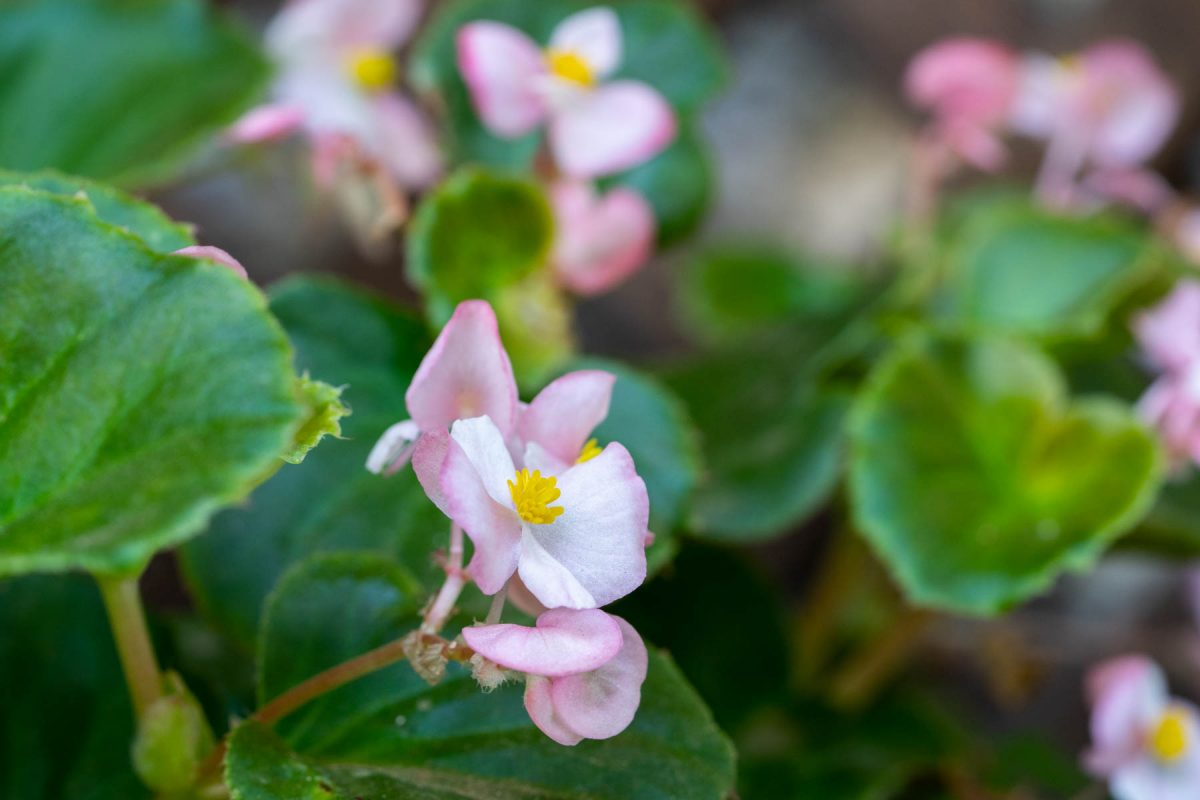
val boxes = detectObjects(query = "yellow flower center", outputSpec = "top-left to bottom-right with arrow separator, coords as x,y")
546,49 -> 595,87
509,469 -> 564,524
1150,707 -> 1190,763
576,438 -> 602,464
348,48 -> 398,91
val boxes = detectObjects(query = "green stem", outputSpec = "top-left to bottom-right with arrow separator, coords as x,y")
96,574 -> 163,719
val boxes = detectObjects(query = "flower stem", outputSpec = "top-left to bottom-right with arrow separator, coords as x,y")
485,583 -> 508,624
96,573 -> 163,719
421,523 -> 465,634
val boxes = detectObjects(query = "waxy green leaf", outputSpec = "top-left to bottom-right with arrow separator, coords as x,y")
849,333 -> 1162,614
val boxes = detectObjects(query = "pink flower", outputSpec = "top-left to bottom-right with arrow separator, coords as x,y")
367,300 -> 518,475
1084,655 -> 1200,799
549,180 -> 655,295
904,37 -> 1020,171
1133,282 -> 1200,471
463,609 -> 648,745
231,0 -> 442,191
172,245 -> 248,279
412,413 -> 648,609
457,7 -> 677,178
514,369 -> 616,474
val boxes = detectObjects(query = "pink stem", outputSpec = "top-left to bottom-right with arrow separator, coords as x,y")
421,523 -> 465,634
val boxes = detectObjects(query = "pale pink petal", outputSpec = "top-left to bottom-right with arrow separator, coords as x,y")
1175,209 -> 1200,265
521,443 -> 648,609
550,182 -> 655,295
549,81 -> 676,178
518,370 -> 615,466
549,616 -> 647,740
266,0 -> 422,55
462,608 -> 622,677
1009,52 -> 1063,138
173,246 -> 248,279
406,300 -> 519,435
1133,281 -> 1200,374
1084,654 -> 1167,776
1080,40 -> 1179,168
518,529 -> 598,609
370,93 -> 443,189
522,441 -> 573,476
905,38 -> 1018,127
548,7 -> 622,79
938,119 -> 1008,172
365,418 -> 421,474
411,428 -> 452,515
457,22 -> 548,137
226,103 -> 306,144
1081,167 -> 1172,213
524,675 -> 583,745
448,415 -> 519,507
1110,706 -> 1200,800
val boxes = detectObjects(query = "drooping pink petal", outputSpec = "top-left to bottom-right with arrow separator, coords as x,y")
462,608 -> 622,677
517,529 -> 598,609
548,7 -> 622,80
266,0 -> 423,55
1133,281 -> 1200,375
370,93 -> 444,189
518,370 -> 615,467
1137,372 -> 1200,473
549,616 -> 647,741
905,38 -> 1018,128
406,301 -> 519,436
1078,40 -> 1179,169
524,675 -> 583,745
173,246 -> 248,279
226,103 -> 307,144
549,81 -> 676,178
550,182 -> 655,295
1084,654 -> 1167,776
457,22 -> 548,137
520,443 -> 648,609
412,427 -> 452,512
365,418 -> 421,474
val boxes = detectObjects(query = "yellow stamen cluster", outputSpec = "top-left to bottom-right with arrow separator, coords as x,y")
348,49 -> 398,91
546,49 -> 595,87
576,438 -> 603,464
1150,707 -> 1190,763
509,469 -> 564,524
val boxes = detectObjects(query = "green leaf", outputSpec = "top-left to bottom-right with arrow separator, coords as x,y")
0,575 -> 148,799
572,358 -> 699,569
181,277 -> 444,650
0,0 -> 267,187
939,199 -> 1154,339
227,553 -> 736,800
0,187 -> 301,578
849,333 -> 1163,615
0,169 -> 195,250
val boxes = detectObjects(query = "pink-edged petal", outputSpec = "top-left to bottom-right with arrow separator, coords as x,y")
507,575 -> 549,617
524,675 -> 583,746
1133,281 -> 1200,374
457,22 -> 548,137
518,370 -> 615,465
366,418 -> 421,475
412,428 -> 452,514
266,0 -> 422,55
462,608 -> 622,677
1079,40 -> 1179,168
550,182 -> 655,295
904,37 -> 1018,127
549,81 -> 676,178
548,7 -> 622,79
522,443 -> 648,609
518,528 -> 597,609
448,415 -> 519,507
173,246 -> 248,279
226,103 -> 306,144
406,300 -> 519,435
1084,654 -> 1168,776
370,93 -> 443,189
549,616 -> 647,740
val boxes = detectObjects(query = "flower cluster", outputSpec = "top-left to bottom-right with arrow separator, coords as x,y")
368,300 -> 652,745
1084,655 -> 1200,799
1133,281 -> 1200,472
457,7 -> 671,296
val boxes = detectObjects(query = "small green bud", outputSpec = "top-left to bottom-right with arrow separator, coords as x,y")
131,672 -> 215,794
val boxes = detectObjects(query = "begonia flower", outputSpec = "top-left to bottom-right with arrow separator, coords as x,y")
549,180 -> 656,295
1084,655 -> 1200,800
514,369 -> 616,474
463,609 -> 647,745
904,37 -> 1020,171
230,0 -> 442,229
172,245 -> 248,280
1133,281 -> 1200,471
457,7 -> 676,178
412,414 -> 648,609
367,300 -> 518,475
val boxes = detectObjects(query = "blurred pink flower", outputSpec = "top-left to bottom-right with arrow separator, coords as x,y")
367,300 -> 518,475
1134,281 -> 1200,471
412,414 -> 648,608
904,37 -> 1020,171
549,181 -> 656,295
457,7 -> 677,178
1084,655 -> 1200,799
1172,209 -> 1200,266
463,609 -> 647,745
231,0 -> 442,191
172,245 -> 248,279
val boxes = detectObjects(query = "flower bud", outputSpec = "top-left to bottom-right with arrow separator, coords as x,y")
131,672 -> 215,794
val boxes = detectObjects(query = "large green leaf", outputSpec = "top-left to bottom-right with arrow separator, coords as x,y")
0,0 -> 267,187
0,187 -> 301,577
226,553 -> 736,800
180,277 -> 444,650
849,333 -> 1162,614
0,575 -> 147,799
